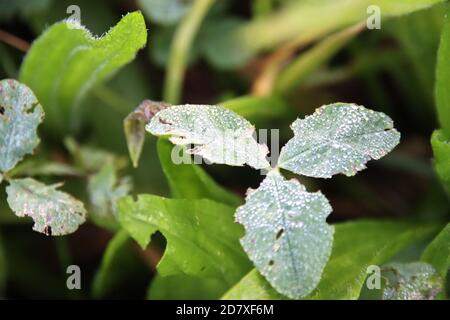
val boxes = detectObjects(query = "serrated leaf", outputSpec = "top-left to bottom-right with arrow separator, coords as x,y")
6,178 -> 86,235
147,104 -> 270,169
235,170 -> 333,298
223,220 -> 440,300
138,0 -> 193,26
382,262 -> 443,300
118,195 -> 251,285
157,138 -> 241,206
19,11 -> 147,134
124,100 -> 171,168
88,161 -> 131,228
278,103 -> 400,178
0,79 -> 44,173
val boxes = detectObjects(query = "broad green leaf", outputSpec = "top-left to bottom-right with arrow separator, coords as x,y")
88,161 -> 131,228
431,130 -> 450,193
148,274 -> 227,300
382,262 -> 443,300
222,269 -> 284,300
92,229 -> 145,299
236,170 -> 333,298
138,0 -> 193,26
6,178 -> 86,235
19,11 -> 147,134
147,104 -> 270,169
118,195 -> 251,285
0,79 -> 44,173
436,4 -> 450,137
204,0 -> 446,69
124,100 -> 171,168
421,223 -> 450,280
224,220 -> 440,300
278,103 -> 400,178
157,138 -> 241,207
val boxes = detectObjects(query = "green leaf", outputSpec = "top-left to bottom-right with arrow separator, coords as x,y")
157,138 -> 241,207
117,195 -> 251,285
224,220 -> 440,300
421,223 -> 450,280
222,269 -> 284,300
0,79 -> 44,173
19,11 -> 147,134
431,130 -> 450,193
147,274 -> 227,300
278,103 -> 400,178
92,229 -> 135,299
88,161 -> 131,228
138,0 -> 193,26
6,178 -> 86,235
236,170 -> 333,298
382,262 -> 443,300
147,104 -> 270,169
124,100 -> 171,168
436,4 -> 450,137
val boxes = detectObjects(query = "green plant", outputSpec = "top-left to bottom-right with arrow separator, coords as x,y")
0,0 -> 449,300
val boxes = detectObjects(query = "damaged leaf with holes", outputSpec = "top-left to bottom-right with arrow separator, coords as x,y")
235,170 -> 333,298
6,178 -> 86,236
382,262 -> 443,300
146,104 -> 270,169
278,103 -> 400,178
0,79 -> 44,173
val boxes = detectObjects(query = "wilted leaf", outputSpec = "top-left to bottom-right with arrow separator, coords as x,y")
157,138 -> 241,206
235,170 -> 333,298
138,0 -> 193,26
88,161 -> 131,227
147,104 -> 270,169
278,103 -> 400,178
118,195 -> 251,285
382,262 -> 443,300
6,178 -> 86,235
19,11 -> 147,134
0,79 -> 44,173
124,100 -> 171,168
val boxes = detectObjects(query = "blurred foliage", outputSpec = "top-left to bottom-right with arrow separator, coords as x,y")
0,0 -> 448,299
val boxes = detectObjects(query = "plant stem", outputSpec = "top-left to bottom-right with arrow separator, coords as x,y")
163,0 -> 215,104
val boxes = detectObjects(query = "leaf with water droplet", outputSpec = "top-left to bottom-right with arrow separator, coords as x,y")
0,79 -> 44,173
382,262 -> 443,300
6,178 -> 86,236
278,103 -> 400,178
146,104 -> 270,169
235,170 -> 333,298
